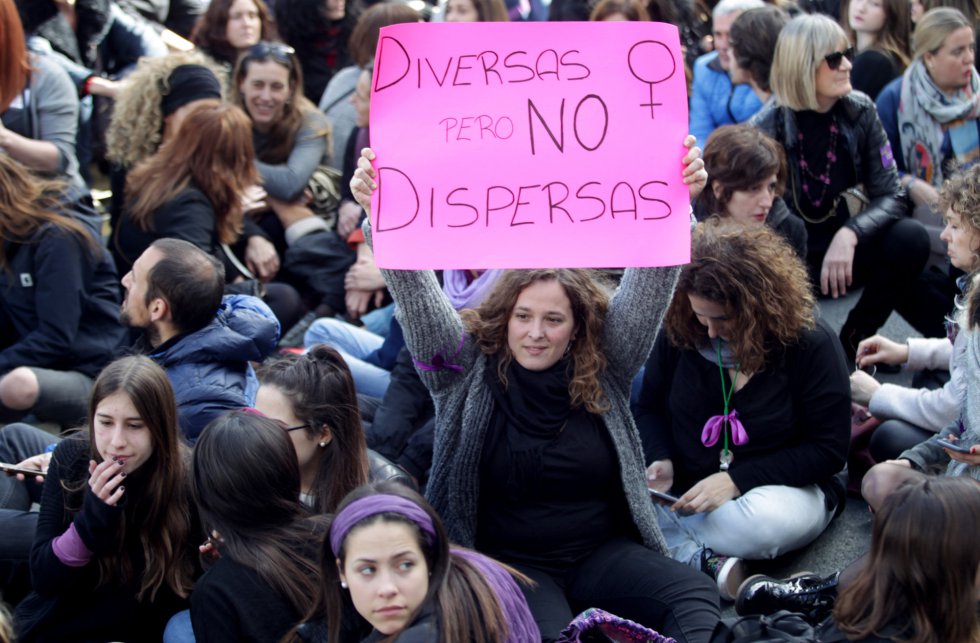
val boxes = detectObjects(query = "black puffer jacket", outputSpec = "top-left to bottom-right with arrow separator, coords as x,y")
751,91 -> 908,244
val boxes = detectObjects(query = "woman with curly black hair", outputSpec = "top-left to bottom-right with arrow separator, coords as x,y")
635,221 -> 851,600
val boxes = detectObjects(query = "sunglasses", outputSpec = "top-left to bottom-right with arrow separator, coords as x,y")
246,41 -> 296,64
824,46 -> 855,71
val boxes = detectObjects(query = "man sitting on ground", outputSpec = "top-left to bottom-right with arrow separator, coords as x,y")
120,237 -> 280,441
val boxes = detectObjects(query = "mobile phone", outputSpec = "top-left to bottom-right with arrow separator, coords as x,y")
648,488 -> 681,505
934,438 -> 973,454
0,463 -> 47,477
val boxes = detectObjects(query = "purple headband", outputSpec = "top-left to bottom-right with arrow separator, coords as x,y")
329,494 -> 436,556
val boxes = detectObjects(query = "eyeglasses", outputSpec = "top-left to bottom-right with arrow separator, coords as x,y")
246,41 -> 296,64
824,46 -> 855,71
282,423 -> 311,433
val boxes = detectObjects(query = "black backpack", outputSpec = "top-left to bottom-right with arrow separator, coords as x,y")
710,611 -> 852,643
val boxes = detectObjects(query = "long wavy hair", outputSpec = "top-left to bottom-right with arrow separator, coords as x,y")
75,356 -> 194,601
257,345 -> 370,514
231,43 -> 327,164
0,156 -> 98,272
840,0 -> 911,68
834,477 -> 980,643
105,51 -> 228,170
665,221 -> 816,373
315,481 -> 522,643
191,0 -> 278,66
124,102 -> 257,245
192,411 -> 324,616
462,269 -> 611,413
0,0 -> 29,112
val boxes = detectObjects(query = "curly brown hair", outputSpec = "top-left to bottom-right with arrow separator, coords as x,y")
461,270 -> 611,413
105,52 -> 228,170
665,220 -> 816,373
941,165 -> 980,326
939,164 -> 980,244
701,125 -> 787,218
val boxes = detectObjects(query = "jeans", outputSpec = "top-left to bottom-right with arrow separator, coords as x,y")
509,538 -> 720,643
361,303 -> 395,337
304,318 -> 391,398
655,484 -> 834,565
163,610 -> 195,643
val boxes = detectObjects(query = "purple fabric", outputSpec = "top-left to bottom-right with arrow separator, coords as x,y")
52,523 -> 93,567
413,333 -> 466,374
701,410 -> 749,447
557,608 -> 676,643
329,494 -> 436,556
442,269 -> 504,311
355,128 -> 370,157
450,548 -> 540,643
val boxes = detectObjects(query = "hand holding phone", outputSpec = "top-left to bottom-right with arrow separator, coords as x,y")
934,437 -> 973,454
0,463 -> 47,478
648,488 -> 681,505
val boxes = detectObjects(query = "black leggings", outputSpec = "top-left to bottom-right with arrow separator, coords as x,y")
809,218 -> 930,355
508,538 -> 720,643
869,419 -> 935,463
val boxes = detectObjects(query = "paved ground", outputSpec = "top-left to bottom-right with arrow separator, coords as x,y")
721,288 -> 920,612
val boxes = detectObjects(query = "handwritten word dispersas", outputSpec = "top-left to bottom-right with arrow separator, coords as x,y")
369,22 -> 690,269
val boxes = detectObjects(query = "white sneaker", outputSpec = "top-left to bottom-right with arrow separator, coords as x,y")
715,556 -> 747,601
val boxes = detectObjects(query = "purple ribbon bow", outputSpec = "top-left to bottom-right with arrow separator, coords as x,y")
413,333 -> 466,374
701,410 -> 749,447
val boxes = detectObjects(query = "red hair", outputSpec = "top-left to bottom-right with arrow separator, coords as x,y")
125,102 -> 258,244
0,0 -> 30,112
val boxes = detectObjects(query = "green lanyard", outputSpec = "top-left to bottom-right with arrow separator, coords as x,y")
716,340 -> 739,465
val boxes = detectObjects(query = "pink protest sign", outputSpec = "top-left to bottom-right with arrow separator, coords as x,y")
369,21 -> 690,269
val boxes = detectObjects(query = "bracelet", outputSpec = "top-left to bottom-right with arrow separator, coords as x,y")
905,177 -> 917,191
82,75 -> 95,97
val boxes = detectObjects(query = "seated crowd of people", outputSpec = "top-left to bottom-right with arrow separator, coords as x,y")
2,0 -> 980,640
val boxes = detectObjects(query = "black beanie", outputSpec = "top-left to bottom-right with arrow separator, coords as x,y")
161,65 -> 222,116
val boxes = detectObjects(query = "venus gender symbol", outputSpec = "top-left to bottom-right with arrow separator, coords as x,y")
627,40 -> 676,120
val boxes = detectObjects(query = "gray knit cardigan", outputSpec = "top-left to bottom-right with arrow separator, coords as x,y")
370,230 -> 680,554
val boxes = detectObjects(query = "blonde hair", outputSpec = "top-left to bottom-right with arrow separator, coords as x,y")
106,52 -> 228,170
912,7 -> 971,59
771,14 -> 849,111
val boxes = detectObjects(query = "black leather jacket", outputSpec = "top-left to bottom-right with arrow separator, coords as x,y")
367,449 -> 417,490
751,91 -> 908,243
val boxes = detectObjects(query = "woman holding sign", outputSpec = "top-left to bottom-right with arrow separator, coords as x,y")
350,141 -> 721,642
753,14 -> 930,362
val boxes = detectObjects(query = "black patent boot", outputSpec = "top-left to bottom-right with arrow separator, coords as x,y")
735,572 -> 840,624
